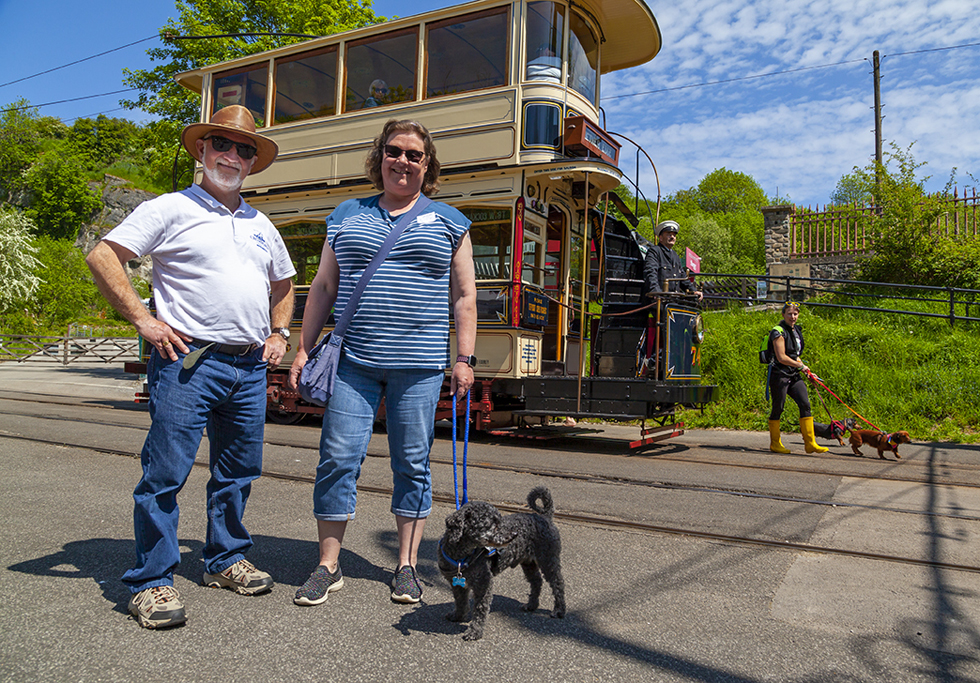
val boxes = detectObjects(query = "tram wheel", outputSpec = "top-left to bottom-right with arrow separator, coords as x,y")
266,408 -> 305,425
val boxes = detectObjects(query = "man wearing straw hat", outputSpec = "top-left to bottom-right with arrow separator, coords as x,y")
86,105 -> 296,629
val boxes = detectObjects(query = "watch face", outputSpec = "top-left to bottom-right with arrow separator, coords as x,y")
276,328 -> 290,339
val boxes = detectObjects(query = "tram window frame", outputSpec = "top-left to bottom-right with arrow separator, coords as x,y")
462,208 -> 512,283
276,220 -> 328,285
343,27 -> 419,113
522,101 -> 562,149
522,224 -> 546,287
273,46 -> 339,125
525,1 -> 565,84
568,11 -> 599,104
212,63 -> 269,125
425,7 -> 511,99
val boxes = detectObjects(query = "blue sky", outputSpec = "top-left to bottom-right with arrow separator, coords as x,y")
1,0 -> 976,207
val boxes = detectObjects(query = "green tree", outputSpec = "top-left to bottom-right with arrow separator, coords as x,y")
686,168 -> 769,214
850,143 -> 957,286
0,100 -> 64,200
121,0 -> 385,124
20,154 -> 103,240
657,169 -> 770,273
0,208 -> 42,314
67,115 -> 141,171
28,236 -> 101,329
829,171 -> 873,207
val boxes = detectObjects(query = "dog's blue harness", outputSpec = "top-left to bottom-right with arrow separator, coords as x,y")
439,538 -> 497,588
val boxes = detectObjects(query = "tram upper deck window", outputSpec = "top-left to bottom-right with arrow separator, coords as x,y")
426,8 -> 509,98
525,1 -> 565,83
568,13 -> 598,103
344,28 -> 418,113
212,64 -> 268,124
274,47 -> 338,125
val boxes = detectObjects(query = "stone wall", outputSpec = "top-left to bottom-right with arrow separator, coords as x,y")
761,204 -> 860,282
75,175 -> 157,283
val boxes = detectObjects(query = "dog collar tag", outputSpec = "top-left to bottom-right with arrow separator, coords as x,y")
452,576 -> 466,588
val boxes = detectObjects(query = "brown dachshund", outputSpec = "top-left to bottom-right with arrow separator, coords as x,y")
849,430 -> 911,459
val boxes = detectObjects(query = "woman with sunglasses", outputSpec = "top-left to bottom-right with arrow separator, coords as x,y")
766,301 -> 827,454
288,119 -> 477,607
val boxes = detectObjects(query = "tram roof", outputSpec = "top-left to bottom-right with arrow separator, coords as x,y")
175,0 -> 661,94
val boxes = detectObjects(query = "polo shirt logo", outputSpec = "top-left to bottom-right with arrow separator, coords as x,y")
250,232 -> 270,252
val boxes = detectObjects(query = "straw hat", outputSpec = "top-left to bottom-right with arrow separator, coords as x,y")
181,105 -> 279,175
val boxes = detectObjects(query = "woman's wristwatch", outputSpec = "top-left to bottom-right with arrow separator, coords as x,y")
455,354 -> 477,367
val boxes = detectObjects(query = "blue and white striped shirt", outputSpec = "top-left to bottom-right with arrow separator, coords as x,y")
327,195 -> 471,369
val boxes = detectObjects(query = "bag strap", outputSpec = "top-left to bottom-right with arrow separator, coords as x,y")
331,195 -> 433,341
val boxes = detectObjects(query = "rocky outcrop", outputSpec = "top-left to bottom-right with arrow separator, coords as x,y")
76,175 -> 157,283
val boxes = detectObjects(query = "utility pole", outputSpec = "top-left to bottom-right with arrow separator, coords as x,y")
873,50 -> 883,194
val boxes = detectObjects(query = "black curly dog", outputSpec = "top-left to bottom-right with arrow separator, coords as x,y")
437,486 -> 566,641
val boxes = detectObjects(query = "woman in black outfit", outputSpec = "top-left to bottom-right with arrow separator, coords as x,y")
767,302 -> 827,454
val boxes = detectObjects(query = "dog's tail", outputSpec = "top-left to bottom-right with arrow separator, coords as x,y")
527,486 -> 554,517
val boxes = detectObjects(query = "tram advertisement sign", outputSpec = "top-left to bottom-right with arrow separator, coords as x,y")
522,290 -> 549,327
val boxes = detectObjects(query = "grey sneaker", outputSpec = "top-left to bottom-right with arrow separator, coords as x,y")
294,564 -> 344,606
391,565 -> 423,604
128,586 -> 186,629
203,559 -> 273,595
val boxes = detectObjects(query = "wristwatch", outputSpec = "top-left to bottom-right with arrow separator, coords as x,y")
455,354 -> 477,368
273,327 -> 291,340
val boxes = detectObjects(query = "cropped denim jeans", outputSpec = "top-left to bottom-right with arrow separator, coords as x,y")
313,358 -> 443,521
122,343 -> 268,594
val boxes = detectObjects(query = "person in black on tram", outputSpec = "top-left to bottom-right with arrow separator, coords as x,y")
766,301 -> 827,454
643,220 -> 703,300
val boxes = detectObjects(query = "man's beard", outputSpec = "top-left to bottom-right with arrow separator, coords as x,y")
203,160 -> 245,192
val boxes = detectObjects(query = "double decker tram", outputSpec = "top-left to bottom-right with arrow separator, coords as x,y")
164,0 -> 717,445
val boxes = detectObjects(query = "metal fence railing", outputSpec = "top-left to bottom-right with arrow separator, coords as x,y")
695,272 -> 980,326
0,335 -> 140,365
789,187 -> 980,258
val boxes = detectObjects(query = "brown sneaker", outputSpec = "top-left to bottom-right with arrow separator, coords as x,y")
128,586 -> 186,629
203,559 -> 273,595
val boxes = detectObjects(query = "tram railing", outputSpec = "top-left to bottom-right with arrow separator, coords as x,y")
0,334 -> 140,365
694,272 -> 980,326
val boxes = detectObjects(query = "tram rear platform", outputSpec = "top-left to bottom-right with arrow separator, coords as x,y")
1,361 -> 979,682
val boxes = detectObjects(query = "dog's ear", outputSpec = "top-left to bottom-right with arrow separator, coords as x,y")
446,512 -> 464,545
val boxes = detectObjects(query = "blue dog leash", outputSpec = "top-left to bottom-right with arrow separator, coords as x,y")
451,390 -> 471,510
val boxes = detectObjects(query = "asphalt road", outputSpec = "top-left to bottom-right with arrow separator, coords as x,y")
1,361 -> 979,683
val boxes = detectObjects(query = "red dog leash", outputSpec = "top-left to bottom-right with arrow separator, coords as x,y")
805,370 -> 881,432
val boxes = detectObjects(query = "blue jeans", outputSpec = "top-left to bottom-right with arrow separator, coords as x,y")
122,343 -> 268,594
314,359 -> 443,521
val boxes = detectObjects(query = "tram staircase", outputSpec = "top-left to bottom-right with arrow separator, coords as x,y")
593,217 -> 647,378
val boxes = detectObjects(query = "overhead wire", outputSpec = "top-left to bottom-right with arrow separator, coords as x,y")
0,36 -> 159,89
601,39 -> 980,103
3,31 -> 979,120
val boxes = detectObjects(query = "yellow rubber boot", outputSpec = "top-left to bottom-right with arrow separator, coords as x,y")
801,416 -> 829,453
768,420 -> 791,453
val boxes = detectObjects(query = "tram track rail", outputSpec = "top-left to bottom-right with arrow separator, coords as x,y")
4,404 -> 980,519
3,428 -> 980,577
0,391 -> 980,486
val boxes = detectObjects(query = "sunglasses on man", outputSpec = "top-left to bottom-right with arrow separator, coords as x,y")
204,135 -> 258,160
384,144 -> 425,164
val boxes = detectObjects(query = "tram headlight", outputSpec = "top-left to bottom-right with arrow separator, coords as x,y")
692,314 -> 704,344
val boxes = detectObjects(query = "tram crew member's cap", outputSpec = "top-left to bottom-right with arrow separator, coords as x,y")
181,104 -> 280,175
656,220 -> 680,235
